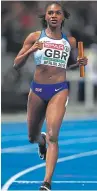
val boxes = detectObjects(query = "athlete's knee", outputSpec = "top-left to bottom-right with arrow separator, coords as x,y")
49,135 -> 58,144
46,130 -> 58,145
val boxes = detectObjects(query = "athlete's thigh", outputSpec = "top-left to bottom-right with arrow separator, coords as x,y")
46,89 -> 68,138
27,89 -> 47,138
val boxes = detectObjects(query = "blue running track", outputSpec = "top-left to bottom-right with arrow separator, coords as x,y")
1,119 -> 97,190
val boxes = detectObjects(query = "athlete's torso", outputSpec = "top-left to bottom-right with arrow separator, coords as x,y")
33,30 -> 71,69
32,30 -> 71,84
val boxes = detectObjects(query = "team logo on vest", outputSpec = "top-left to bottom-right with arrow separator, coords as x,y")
64,46 -> 69,52
35,88 -> 42,92
44,42 -> 64,50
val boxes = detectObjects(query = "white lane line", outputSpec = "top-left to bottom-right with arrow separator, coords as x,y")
2,137 -> 97,153
1,150 -> 97,191
14,180 -> 97,184
1,145 -> 37,153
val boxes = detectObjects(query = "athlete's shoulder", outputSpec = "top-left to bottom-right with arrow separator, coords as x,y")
24,31 -> 41,45
67,36 -> 76,48
62,33 -> 75,47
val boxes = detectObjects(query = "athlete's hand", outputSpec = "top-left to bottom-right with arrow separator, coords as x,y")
77,56 -> 88,66
29,41 -> 43,52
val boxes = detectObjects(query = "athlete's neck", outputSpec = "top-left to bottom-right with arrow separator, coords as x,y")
45,27 -> 62,39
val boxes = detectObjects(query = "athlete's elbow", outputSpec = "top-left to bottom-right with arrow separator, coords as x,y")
13,63 -> 17,70
13,59 -> 20,70
14,56 -> 19,65
13,57 -> 21,70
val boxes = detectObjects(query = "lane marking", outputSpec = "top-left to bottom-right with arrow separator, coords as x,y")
14,180 -> 97,184
2,137 -> 97,153
2,150 -> 97,191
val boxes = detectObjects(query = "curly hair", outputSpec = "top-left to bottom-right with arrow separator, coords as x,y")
39,1 -> 70,28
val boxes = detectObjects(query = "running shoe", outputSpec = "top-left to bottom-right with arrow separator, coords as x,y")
38,132 -> 47,160
39,181 -> 51,191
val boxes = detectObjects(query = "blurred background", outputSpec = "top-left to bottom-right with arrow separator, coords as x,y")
1,1 -> 97,121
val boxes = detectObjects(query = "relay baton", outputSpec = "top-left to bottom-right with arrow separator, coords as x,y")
78,41 -> 85,77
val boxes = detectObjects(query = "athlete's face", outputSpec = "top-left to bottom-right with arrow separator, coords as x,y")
45,4 -> 64,28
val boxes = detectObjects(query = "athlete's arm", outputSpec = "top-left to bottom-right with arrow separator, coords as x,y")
13,31 -> 41,70
67,37 -> 87,70
68,37 -> 76,49
67,37 -> 77,69
67,54 -> 88,70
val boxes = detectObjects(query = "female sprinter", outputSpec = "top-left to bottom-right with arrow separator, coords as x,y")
14,2 -> 88,190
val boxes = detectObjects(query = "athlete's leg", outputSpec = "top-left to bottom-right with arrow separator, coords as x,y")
27,89 -> 47,144
44,89 -> 68,183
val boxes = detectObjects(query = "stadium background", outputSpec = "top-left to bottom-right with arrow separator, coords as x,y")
1,1 -> 97,115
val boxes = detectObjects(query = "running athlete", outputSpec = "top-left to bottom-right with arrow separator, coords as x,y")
14,2 -> 88,190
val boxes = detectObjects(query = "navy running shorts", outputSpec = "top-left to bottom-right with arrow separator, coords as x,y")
30,81 -> 69,103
